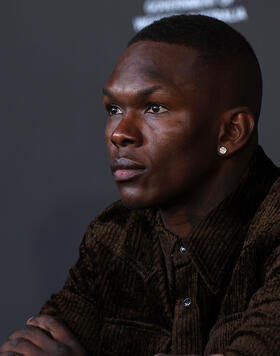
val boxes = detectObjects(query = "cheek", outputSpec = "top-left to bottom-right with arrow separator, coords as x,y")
145,129 -> 192,188
148,120 -> 192,167
147,120 -> 218,185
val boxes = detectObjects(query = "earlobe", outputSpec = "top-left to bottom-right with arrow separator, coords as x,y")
217,107 -> 256,157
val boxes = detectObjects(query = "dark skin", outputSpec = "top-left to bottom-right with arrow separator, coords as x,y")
0,315 -> 87,355
0,41 -> 257,355
105,41 -> 256,236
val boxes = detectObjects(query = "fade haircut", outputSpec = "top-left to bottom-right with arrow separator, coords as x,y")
128,15 -> 262,121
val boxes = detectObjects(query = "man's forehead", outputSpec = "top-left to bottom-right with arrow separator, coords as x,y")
106,41 -> 199,91
107,63 -> 174,89
104,67 -> 196,99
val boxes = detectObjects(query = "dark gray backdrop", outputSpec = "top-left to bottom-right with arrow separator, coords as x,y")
1,0 -> 279,342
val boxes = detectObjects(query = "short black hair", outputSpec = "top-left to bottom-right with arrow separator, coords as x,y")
128,15 -> 262,121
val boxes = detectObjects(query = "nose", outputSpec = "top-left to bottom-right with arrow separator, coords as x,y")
111,114 -> 143,148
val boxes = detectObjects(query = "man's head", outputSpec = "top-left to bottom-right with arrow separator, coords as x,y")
129,15 -> 262,121
103,15 -> 262,209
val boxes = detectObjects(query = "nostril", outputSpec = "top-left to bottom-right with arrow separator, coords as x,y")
111,130 -> 136,146
110,116 -> 143,147
111,132 -> 135,147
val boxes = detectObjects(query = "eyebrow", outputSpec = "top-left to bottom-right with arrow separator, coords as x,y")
102,85 -> 164,99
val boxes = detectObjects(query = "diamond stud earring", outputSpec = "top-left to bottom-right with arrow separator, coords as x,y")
219,146 -> 227,155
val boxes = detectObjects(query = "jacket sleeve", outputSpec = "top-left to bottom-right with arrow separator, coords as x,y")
225,242 -> 280,356
39,224 -> 102,354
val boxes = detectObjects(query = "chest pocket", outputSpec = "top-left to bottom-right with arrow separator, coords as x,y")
98,317 -> 171,356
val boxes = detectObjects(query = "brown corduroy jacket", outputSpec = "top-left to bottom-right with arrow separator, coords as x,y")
40,147 -> 280,356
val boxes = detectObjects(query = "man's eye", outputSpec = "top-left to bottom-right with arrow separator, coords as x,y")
107,105 -> 122,116
146,104 -> 168,114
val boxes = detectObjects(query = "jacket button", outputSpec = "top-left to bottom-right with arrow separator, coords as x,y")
183,298 -> 191,307
180,246 -> 186,253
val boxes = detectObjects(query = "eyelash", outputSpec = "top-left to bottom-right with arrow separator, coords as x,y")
106,105 -> 122,116
106,103 -> 168,116
146,102 -> 168,114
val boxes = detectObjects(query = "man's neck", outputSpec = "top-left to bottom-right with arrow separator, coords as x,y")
159,149 -> 256,238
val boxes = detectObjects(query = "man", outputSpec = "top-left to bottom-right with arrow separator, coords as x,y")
1,14 -> 279,356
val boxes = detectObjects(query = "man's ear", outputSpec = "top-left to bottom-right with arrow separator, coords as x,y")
217,107 -> 256,157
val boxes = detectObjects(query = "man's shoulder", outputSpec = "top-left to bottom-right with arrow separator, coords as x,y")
245,175 -> 280,248
90,200 -> 131,227
84,200 -> 156,247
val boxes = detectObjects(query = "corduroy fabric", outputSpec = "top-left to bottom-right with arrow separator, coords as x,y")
40,146 -> 280,356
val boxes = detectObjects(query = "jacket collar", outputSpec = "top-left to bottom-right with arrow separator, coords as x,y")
155,146 -> 279,294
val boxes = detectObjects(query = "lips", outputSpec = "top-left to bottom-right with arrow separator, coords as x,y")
111,157 -> 146,182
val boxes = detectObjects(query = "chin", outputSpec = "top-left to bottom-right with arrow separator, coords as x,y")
119,189 -> 156,209
119,184 -> 188,210
117,182 -> 172,209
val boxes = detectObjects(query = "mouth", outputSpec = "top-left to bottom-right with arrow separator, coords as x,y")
111,157 -> 146,182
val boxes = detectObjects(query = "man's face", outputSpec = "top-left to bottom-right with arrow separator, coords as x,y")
103,41 -> 222,208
